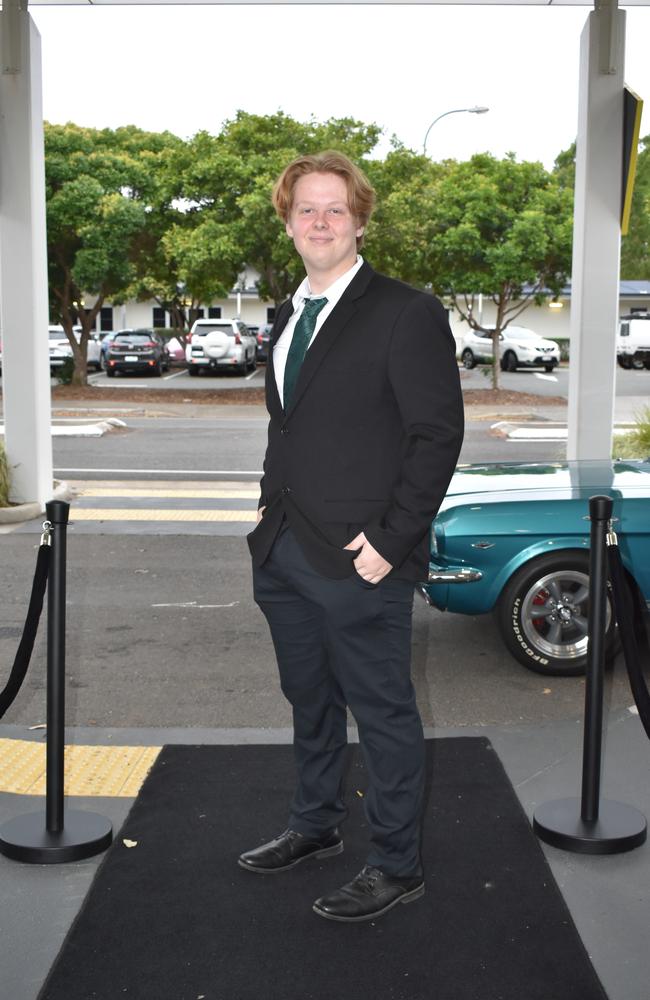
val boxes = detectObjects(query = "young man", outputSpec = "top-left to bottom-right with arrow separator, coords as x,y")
243,151 -> 464,923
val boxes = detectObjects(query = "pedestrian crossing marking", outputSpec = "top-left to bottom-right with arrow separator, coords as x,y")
0,739 -> 161,797
71,508 -> 257,522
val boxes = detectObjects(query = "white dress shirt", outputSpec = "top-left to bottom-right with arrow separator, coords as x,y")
273,255 -> 364,407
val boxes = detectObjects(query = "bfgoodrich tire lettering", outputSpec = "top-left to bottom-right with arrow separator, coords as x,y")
496,551 -> 618,676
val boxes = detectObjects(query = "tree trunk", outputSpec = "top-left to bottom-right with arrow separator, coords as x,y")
70,347 -> 88,386
491,330 -> 501,390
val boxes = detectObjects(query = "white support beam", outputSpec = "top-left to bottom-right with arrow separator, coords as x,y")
0,2 -> 53,506
567,2 -> 626,461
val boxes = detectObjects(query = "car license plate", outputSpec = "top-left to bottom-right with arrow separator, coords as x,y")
124,355 -> 138,362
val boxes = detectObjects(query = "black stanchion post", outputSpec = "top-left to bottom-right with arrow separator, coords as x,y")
47,500 -> 67,835
580,494 -> 609,825
0,501 -> 113,864
533,495 -> 647,855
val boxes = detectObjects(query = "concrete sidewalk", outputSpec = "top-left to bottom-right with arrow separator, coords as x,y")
0,710 -> 648,1000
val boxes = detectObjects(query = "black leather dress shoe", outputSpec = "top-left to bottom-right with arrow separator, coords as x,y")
312,865 -> 424,922
238,828 -> 343,874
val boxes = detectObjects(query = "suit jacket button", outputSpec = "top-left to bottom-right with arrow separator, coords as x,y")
281,427 -> 289,435
281,487 -> 291,495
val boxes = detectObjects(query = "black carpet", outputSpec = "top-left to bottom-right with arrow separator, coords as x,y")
39,739 -> 607,1000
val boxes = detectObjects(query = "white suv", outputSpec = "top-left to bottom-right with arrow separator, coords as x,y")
49,325 -> 102,373
186,319 -> 257,376
460,325 -> 560,373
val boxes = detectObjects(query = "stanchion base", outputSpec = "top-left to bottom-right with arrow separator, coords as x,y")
534,797 -> 647,855
0,808 -> 113,864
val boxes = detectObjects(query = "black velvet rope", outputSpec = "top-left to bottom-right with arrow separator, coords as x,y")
608,541 -> 650,741
0,543 -> 50,720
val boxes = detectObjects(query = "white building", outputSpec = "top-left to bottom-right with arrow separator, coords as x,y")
90,277 -> 650,355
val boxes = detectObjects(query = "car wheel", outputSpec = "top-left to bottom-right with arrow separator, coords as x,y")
106,368 -> 115,378
496,551 -> 617,676
617,356 -> 632,369
544,363 -> 556,373
152,361 -> 162,377
188,366 -> 199,377
503,350 -> 518,373
461,349 -> 476,370
632,353 -> 645,370
644,359 -> 650,371
248,353 -> 257,372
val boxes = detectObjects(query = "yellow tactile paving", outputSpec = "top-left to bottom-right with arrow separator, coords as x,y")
71,508 -> 256,522
78,487 -> 260,499
0,739 -> 160,797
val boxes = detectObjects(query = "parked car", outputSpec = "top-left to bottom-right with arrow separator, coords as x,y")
99,331 -> 118,369
418,459 -> 650,677
617,315 -> 650,370
460,325 -> 560,373
105,329 -> 170,377
165,336 -> 185,363
255,323 -> 274,362
48,324 -> 102,373
186,319 -> 257,376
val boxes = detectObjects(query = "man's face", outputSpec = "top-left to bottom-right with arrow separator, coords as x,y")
286,172 -> 364,285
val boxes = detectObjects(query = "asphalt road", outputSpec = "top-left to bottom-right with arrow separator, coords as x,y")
76,361 -> 650,399
1,376 -> 641,732
50,413 -> 566,481
461,363 -> 650,399
0,533 -> 633,732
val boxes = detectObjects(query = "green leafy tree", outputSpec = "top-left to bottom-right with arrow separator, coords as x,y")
554,136 -> 650,280
45,123 -> 179,384
363,145 -> 445,285
423,154 -> 573,388
128,129 -> 239,336
621,134 -> 650,280
168,112 -> 382,310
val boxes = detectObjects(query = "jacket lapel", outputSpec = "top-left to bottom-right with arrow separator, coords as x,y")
266,299 -> 294,419
284,262 -> 375,417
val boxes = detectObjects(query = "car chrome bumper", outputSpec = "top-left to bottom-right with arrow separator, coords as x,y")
427,567 -> 483,583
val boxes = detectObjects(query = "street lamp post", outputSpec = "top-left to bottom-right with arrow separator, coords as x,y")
422,106 -> 489,157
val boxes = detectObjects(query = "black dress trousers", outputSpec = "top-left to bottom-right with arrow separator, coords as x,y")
253,522 -> 425,877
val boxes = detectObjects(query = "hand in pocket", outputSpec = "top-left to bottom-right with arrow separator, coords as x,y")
344,531 -> 392,584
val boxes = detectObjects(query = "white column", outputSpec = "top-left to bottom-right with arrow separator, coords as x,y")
567,2 -> 626,461
0,3 -> 52,506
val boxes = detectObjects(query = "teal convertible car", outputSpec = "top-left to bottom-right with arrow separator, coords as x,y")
418,460 -> 650,677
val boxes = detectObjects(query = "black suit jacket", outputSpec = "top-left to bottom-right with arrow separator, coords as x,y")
247,262 -> 464,582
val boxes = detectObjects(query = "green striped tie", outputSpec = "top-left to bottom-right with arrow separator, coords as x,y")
283,297 -> 328,410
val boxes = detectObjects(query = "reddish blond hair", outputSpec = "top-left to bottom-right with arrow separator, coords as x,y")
272,150 -> 376,249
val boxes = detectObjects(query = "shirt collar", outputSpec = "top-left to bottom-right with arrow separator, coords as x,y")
292,255 -> 364,311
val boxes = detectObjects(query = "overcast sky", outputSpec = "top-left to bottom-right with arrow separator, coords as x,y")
31,4 -> 649,169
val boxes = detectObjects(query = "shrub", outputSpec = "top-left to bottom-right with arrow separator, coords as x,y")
612,405 -> 650,459
0,440 -> 10,507
55,357 -> 75,384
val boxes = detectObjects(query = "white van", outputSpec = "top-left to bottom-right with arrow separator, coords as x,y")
617,316 -> 650,370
